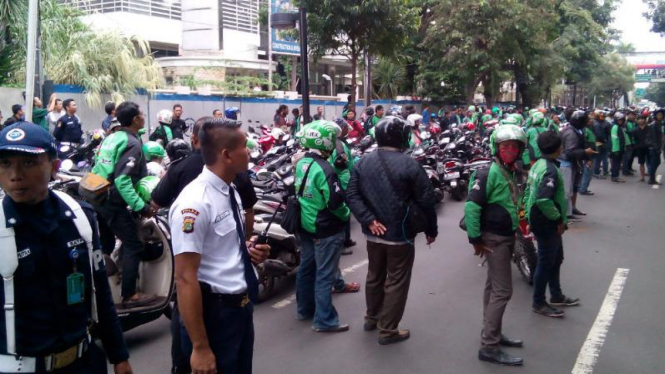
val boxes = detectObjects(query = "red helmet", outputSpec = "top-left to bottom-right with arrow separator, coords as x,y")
641,109 -> 650,117
485,109 -> 492,114
466,123 -> 476,131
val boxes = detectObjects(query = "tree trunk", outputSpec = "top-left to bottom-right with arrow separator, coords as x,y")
350,49 -> 358,112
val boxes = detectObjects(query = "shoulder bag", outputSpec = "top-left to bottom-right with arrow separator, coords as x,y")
281,159 -> 316,234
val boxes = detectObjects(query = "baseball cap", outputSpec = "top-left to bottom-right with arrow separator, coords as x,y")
0,122 -> 57,155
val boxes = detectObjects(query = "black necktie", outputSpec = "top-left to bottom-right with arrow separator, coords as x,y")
229,186 -> 259,303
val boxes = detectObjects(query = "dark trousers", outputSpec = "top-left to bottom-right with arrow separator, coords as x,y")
481,232 -> 515,349
96,202 -> 144,299
532,229 -> 564,307
622,146 -> 634,174
180,299 -> 254,374
171,301 -> 190,374
365,241 -> 415,335
594,146 -> 609,175
648,149 -> 662,182
610,151 -> 624,179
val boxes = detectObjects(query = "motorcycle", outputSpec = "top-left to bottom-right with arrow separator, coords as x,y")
514,210 -> 538,285
411,144 -> 445,203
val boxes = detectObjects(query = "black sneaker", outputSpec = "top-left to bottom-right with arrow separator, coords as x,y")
550,296 -> 580,307
533,304 -> 565,318
567,215 -> 582,223
612,178 -> 626,183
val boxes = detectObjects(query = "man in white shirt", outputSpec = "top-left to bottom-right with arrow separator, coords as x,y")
170,118 -> 270,374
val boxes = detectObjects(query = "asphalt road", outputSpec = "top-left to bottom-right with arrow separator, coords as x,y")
111,172 -> 665,374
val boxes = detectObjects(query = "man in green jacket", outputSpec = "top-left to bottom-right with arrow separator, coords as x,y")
609,112 -> 627,183
522,112 -> 549,167
464,124 -> 526,367
32,97 -> 49,132
524,131 -> 579,319
622,110 -> 637,176
93,101 -> 157,309
294,120 -> 351,333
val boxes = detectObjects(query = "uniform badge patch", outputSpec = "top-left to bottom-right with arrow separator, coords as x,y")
182,217 -> 196,233
546,178 -> 555,188
181,208 -> 200,216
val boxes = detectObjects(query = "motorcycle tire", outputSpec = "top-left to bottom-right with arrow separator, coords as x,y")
257,266 -> 276,303
451,185 -> 464,202
514,232 -> 538,285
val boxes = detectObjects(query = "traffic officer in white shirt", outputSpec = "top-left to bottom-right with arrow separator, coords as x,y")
170,118 -> 270,374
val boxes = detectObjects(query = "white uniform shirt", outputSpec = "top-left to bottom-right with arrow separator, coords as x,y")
170,167 -> 248,294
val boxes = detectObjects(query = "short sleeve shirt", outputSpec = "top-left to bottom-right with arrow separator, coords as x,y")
169,167 -> 248,294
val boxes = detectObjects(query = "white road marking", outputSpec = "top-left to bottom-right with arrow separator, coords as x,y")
271,259 -> 369,309
653,175 -> 662,190
571,268 -> 630,374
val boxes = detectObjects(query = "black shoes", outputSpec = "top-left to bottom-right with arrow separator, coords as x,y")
499,334 -> 523,348
533,303 -> 565,318
550,295 -> 580,307
311,324 -> 350,333
478,348 -> 523,366
572,208 -> 587,216
567,215 -> 582,223
344,239 -> 357,248
579,191 -> 595,196
648,180 -> 662,185
612,177 -> 626,183
378,329 -> 410,345
363,320 -> 377,331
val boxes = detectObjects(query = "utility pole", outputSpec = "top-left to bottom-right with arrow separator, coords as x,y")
25,0 -> 39,122
267,0 -> 273,91
298,6 -> 310,125
363,50 -> 371,108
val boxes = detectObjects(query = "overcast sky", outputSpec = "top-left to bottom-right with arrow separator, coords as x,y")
612,0 -> 665,52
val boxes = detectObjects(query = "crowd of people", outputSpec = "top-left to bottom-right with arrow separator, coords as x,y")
0,91 -> 663,374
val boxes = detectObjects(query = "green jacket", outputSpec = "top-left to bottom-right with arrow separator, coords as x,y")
295,153 -> 350,238
610,124 -> 626,153
524,158 -> 568,227
93,129 -> 148,212
523,126 -> 549,165
33,108 -> 49,132
584,127 -> 597,151
464,162 -> 519,244
329,139 -> 354,189
372,115 -> 381,127
625,121 -> 635,146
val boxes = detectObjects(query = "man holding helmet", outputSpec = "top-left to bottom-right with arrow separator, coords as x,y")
150,109 -> 174,145
346,116 -> 438,345
294,120 -> 351,333
464,124 -> 526,366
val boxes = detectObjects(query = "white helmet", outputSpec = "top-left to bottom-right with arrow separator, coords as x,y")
271,128 -> 285,140
406,114 -> 423,127
156,109 -> 173,125
146,161 -> 166,178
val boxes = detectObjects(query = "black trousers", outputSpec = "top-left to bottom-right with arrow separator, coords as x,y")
180,298 -> 254,374
610,151 -> 624,179
95,202 -> 144,299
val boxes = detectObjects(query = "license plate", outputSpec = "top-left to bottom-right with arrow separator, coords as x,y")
444,172 -> 460,180
442,137 -> 450,143
437,164 -> 445,174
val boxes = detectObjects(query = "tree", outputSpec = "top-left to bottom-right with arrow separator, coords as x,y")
587,53 -> 636,108
372,57 -> 405,99
6,0 -> 162,107
615,42 -> 636,53
644,0 -> 665,35
0,0 -> 28,85
646,82 -> 665,106
298,0 -> 419,108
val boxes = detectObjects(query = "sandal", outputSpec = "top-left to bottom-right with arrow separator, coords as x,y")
333,282 -> 361,293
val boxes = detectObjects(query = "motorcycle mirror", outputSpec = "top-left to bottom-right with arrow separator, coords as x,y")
59,145 -> 71,153
60,159 -> 74,172
287,139 -> 295,147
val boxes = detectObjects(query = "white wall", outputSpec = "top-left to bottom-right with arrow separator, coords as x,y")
0,87 -> 26,122
222,29 -> 260,60
82,12 -> 182,46
181,0 -> 221,51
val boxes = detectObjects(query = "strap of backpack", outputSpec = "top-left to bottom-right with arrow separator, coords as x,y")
297,158 -> 316,197
52,191 -> 99,323
0,198 -> 18,354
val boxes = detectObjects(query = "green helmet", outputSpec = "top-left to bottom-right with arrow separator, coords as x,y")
500,116 -> 520,126
481,114 -> 492,123
492,107 -> 500,114
143,141 -> 166,161
246,138 -> 258,151
531,112 -> 546,127
493,125 -> 527,147
509,113 -> 524,124
295,120 -> 337,152
467,105 -> 476,112
135,176 -> 160,203
529,108 -> 539,117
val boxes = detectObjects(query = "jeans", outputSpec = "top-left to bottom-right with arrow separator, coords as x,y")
648,149 -> 662,182
532,229 -> 564,307
610,151 -> 624,179
333,268 -> 346,292
180,297 -> 254,374
95,202 -> 144,298
560,165 -> 574,216
622,146 -> 634,174
579,162 -> 593,193
296,231 -> 344,329
594,146 -> 609,175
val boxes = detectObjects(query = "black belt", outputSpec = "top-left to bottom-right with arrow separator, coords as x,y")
200,283 -> 250,308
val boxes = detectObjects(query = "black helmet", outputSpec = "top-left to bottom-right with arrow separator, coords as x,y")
613,112 -> 626,123
570,110 -> 588,129
365,107 -> 375,117
375,116 -> 411,149
166,138 -> 191,161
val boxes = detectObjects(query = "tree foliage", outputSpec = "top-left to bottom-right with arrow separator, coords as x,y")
3,0 -> 162,107
372,57 -> 405,99
646,82 -> 665,106
644,0 -> 665,36
587,53 -> 636,107
298,0 -> 419,107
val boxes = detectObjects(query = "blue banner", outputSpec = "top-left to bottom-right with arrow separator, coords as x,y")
271,0 -> 300,55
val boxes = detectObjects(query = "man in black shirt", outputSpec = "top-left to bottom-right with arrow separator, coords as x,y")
170,104 -> 187,139
2,104 -> 24,129
54,99 -> 83,146
150,116 -> 258,374
632,113 -> 649,182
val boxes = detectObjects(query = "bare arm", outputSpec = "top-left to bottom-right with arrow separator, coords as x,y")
175,253 -> 216,373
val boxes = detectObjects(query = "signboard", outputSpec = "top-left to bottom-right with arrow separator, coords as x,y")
635,88 -> 646,98
635,68 -> 665,83
271,0 -> 300,55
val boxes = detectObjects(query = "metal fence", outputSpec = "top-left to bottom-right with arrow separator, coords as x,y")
65,0 -> 182,20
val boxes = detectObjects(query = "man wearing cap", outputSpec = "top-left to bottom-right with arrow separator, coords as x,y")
0,122 -> 132,373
